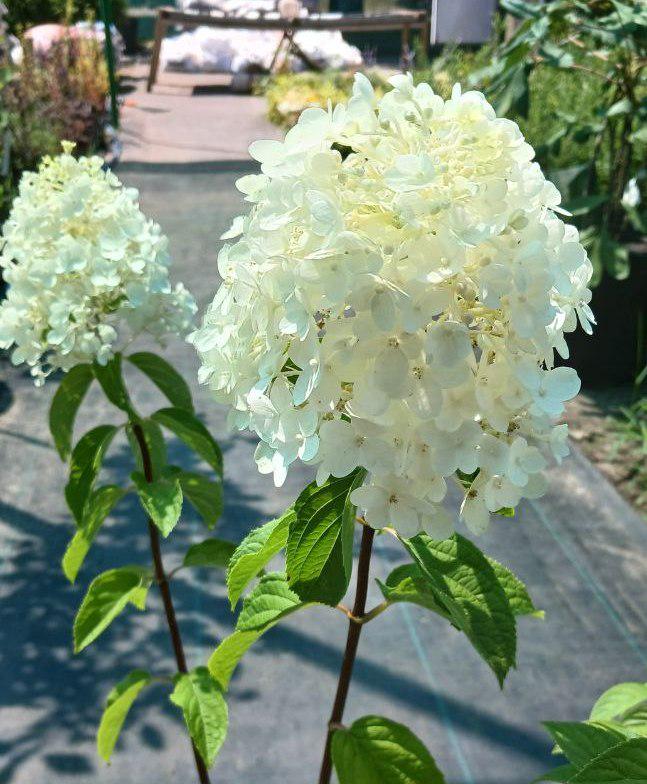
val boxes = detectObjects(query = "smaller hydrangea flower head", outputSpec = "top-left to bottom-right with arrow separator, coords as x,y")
0,144 -> 196,384
191,74 -> 594,538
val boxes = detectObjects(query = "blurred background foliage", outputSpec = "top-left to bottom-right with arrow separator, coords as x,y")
0,36 -> 108,225
4,0 -> 126,31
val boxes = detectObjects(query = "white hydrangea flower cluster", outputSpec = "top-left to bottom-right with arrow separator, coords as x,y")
191,74 -> 594,538
0,144 -> 197,384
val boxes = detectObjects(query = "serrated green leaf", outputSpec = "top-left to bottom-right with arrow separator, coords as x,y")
183,538 -> 237,570
544,722 -> 629,769
535,764 -> 579,783
97,670 -> 151,762
177,471 -> 223,530
379,554 -> 542,624
567,737 -> 647,783
49,364 -> 94,460
401,533 -> 517,686
170,667 -> 228,768
591,684 -> 647,724
65,425 -> 119,525
152,408 -> 222,477
227,511 -> 293,608
132,471 -> 183,537
331,715 -> 446,784
127,352 -> 194,412
486,556 -> 543,618
62,485 -> 127,583
236,571 -> 305,632
93,354 -> 135,416
591,683 -> 647,738
73,567 -> 151,652
208,630 -> 262,690
286,469 -> 365,606
377,564 -> 451,617
126,419 -> 167,480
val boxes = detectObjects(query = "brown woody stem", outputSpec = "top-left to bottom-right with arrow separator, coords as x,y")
317,524 -> 375,784
131,421 -> 211,784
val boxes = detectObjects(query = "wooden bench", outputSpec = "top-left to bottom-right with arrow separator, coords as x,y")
146,5 -> 430,91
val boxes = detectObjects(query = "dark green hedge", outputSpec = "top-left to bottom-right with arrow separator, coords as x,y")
5,0 -> 127,32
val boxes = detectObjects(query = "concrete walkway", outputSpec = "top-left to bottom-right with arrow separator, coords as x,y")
1,71 -> 646,784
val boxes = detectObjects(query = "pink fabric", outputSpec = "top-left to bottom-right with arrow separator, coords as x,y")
24,23 -> 102,55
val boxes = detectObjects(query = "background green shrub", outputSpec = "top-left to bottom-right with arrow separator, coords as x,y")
5,0 -> 126,32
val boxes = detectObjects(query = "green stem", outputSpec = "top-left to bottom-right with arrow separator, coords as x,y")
318,524 -> 375,784
131,421 -> 211,784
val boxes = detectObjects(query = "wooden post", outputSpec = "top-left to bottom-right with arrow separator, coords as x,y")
147,9 -> 169,93
400,23 -> 410,70
99,0 -> 119,127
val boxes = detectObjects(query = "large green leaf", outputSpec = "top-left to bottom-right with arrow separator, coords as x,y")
62,485 -> 127,583
152,408 -> 223,477
132,471 -> 183,538
567,737 -> 647,783
379,556 -> 541,623
590,683 -> 647,738
93,354 -> 136,416
49,363 -> 94,460
73,567 -> 151,652
486,556 -> 543,618
331,715 -> 445,784
236,571 -> 305,632
227,510 -> 293,608
65,425 -> 119,525
97,670 -> 151,762
377,563 -> 451,617
544,722 -> 629,770
401,533 -> 517,686
170,667 -> 228,768
208,630 -> 262,690
591,684 -> 647,724
177,471 -> 223,530
536,765 -> 578,783
286,469 -> 365,606
183,538 -> 237,570
127,352 -> 194,412
210,572 -> 308,689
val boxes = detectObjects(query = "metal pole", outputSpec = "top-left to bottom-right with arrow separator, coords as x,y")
99,0 -> 119,128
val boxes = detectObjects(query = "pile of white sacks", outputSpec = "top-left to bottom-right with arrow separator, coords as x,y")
161,0 -> 363,73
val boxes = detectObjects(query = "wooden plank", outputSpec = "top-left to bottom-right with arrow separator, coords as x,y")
159,9 -> 427,32
145,5 -> 428,89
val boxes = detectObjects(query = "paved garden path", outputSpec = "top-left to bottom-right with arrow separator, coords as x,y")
1,68 -> 646,784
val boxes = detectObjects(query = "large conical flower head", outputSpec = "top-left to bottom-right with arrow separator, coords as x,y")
191,73 -> 594,538
0,144 -> 197,384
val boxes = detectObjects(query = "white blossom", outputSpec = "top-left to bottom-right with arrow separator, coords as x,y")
0,145 -> 197,384
191,74 -> 594,538
621,178 -> 641,209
